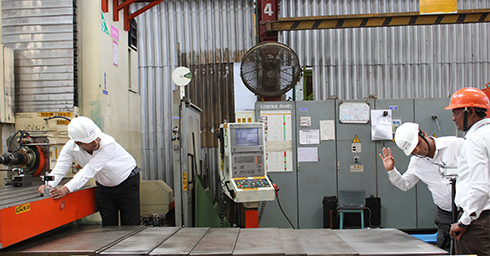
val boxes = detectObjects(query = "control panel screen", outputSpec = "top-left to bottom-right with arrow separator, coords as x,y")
235,128 -> 259,147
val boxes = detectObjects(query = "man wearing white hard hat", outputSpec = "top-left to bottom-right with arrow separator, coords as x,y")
38,116 -> 141,226
379,122 -> 464,251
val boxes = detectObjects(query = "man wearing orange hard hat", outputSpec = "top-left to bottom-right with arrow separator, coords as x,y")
445,87 -> 490,256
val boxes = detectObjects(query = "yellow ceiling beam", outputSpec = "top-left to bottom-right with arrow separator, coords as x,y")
265,9 -> 490,32
420,0 -> 457,14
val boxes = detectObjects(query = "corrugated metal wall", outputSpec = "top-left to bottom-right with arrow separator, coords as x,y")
136,0 -> 490,192
134,0 -> 255,185
184,63 -> 235,148
1,0 -> 76,112
280,0 -> 490,100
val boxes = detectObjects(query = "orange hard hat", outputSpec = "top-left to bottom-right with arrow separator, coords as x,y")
444,87 -> 490,110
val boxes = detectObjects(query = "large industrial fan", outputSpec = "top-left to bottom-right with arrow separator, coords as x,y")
240,42 -> 302,97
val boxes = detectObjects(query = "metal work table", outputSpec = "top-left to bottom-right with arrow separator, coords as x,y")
0,183 -> 97,249
1,226 -> 448,256
0,184 -> 46,209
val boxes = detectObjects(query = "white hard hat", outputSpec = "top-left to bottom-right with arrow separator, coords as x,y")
68,116 -> 101,143
394,122 -> 419,156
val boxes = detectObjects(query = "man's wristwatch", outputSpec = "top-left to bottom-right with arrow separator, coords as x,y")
457,222 -> 469,228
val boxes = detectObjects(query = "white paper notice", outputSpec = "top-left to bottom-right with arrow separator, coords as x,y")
299,129 -> 320,145
261,110 -> 293,172
320,120 -> 335,140
300,116 -> 311,127
298,147 -> 318,162
371,109 -> 393,141
339,102 -> 370,123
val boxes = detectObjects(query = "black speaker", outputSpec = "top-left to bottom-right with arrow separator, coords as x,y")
365,197 -> 381,227
323,196 -> 339,229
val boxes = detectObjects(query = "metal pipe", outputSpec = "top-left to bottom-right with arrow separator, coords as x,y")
0,152 -> 28,166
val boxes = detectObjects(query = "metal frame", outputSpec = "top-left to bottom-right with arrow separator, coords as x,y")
173,93 -> 202,227
265,9 -> 490,32
102,0 -> 163,31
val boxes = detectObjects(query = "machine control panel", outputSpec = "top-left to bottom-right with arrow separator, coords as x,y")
234,177 -> 271,189
233,155 -> 264,177
219,122 -> 275,203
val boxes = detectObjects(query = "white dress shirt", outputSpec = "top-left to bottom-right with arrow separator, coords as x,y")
455,118 -> 490,225
388,136 -> 464,212
48,132 -> 137,192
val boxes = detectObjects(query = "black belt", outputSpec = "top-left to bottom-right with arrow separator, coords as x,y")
437,206 -> 452,214
128,166 -> 141,179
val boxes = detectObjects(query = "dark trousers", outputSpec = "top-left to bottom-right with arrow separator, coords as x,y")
455,210 -> 490,256
434,207 -> 452,251
96,173 -> 140,226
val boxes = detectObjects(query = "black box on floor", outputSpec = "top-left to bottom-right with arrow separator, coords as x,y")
365,196 -> 381,227
323,196 -> 339,229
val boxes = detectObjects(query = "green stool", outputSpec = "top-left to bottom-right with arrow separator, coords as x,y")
338,209 -> 364,229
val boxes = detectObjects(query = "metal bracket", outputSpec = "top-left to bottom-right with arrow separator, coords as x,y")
172,126 -> 180,141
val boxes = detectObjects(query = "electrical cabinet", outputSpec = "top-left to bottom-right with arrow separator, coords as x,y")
296,100 -> 337,228
414,98 -> 457,229
255,101 -> 298,228
255,98 -> 457,230
336,99 -> 376,196
375,99 -> 416,229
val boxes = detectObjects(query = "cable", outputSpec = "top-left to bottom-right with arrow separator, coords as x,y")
258,201 -> 266,224
364,207 -> 372,228
7,130 -> 30,153
268,175 -> 295,229
276,187 -> 295,229
218,179 -> 230,227
431,116 -> 444,136
43,116 -> 71,122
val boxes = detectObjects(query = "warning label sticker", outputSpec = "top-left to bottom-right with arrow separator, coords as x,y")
352,135 -> 360,143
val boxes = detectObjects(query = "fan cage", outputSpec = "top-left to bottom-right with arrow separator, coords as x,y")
240,42 -> 302,97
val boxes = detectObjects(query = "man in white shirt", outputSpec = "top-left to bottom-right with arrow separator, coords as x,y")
445,87 -> 490,256
379,122 -> 464,251
38,116 -> 141,226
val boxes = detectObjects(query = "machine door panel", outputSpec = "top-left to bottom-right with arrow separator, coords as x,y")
255,101 -> 298,228
414,98 -> 457,229
414,98 -> 457,138
375,99 -> 416,229
296,100 -> 337,228
336,100 -> 376,197
181,103 -> 201,227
